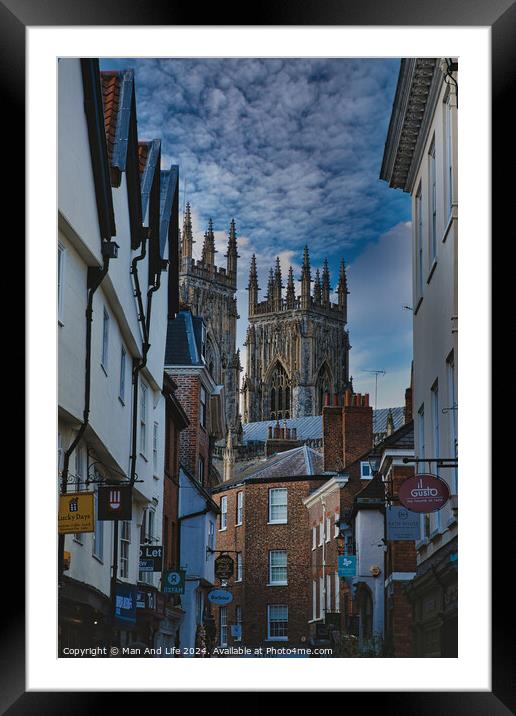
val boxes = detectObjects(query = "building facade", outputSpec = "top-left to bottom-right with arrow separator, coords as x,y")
380,57 -> 458,656
58,59 -> 179,652
242,247 -> 351,423
179,205 -> 241,430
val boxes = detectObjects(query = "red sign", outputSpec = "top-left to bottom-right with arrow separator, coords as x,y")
398,474 -> 450,513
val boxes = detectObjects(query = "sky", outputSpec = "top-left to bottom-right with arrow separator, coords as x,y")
101,58 -> 413,409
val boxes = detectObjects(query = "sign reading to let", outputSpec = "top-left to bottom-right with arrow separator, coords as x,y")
215,553 -> 234,581
139,545 -> 163,572
58,492 -> 95,534
398,474 -> 450,513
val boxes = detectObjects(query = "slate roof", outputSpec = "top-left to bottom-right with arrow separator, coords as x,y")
160,166 -> 179,258
241,408 -> 405,444
165,310 -> 204,367
213,445 -> 329,491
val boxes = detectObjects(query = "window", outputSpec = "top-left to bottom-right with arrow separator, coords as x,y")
335,572 -> 340,613
236,491 -> 243,525
269,550 -> 287,585
139,382 -> 148,455
326,574 -> 332,612
120,520 -> 131,579
119,347 -> 126,403
208,521 -> 215,553
326,517 -> 331,542
73,446 -> 85,543
360,462 -> 372,479
220,496 -> 227,530
58,244 -> 65,324
312,525 -> 317,550
200,385 -> 207,428
429,137 -> 437,264
318,522 -> 324,546
447,352 -> 458,493
153,422 -> 159,475
445,96 -> 454,216
415,184 -> 423,298
219,607 -> 228,646
312,581 -> 317,620
431,381 -> 441,531
234,606 -> 242,642
319,576 -> 324,618
334,513 -> 340,538
92,486 -> 104,561
268,362 -> 291,420
236,552 -> 243,582
198,456 -> 205,486
418,404 -> 430,539
101,308 -> 109,372
267,605 -> 288,641
268,488 -> 287,524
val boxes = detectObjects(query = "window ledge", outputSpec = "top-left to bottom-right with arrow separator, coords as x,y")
92,554 -> 104,564
267,582 -> 288,587
266,638 -> 289,642
218,527 -> 227,532
268,521 -> 288,526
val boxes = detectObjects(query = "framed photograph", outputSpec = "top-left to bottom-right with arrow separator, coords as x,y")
9,0 -> 510,708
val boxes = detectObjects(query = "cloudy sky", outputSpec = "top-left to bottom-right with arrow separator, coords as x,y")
102,58 -> 413,408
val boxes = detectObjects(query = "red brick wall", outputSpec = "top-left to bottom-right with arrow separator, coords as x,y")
163,398 -> 181,570
212,477 -> 327,650
322,393 -> 372,471
322,407 -> 344,472
171,373 -> 210,485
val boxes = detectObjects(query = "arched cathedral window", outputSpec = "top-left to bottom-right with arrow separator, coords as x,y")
316,364 -> 332,414
205,337 -> 219,383
269,363 -> 290,420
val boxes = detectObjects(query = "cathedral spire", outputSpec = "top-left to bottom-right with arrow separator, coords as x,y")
322,258 -> 331,307
314,268 -> 322,306
247,254 -> 259,317
202,218 -> 216,266
286,265 -> 296,309
225,218 -> 239,282
182,202 -> 194,260
273,256 -> 283,311
300,245 -> 312,309
266,268 -> 275,307
337,258 -> 348,320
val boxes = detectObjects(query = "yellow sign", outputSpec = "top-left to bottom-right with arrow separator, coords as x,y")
58,492 -> 95,534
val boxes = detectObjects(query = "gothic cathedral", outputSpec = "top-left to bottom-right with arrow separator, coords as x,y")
179,203 -> 241,429
242,247 -> 351,422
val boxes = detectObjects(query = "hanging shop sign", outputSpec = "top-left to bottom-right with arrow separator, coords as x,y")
115,583 -> 137,623
208,589 -> 233,606
386,506 -> 421,541
139,545 -> 163,572
214,553 -> 234,581
58,492 -> 95,534
338,555 -> 356,577
230,624 -> 242,639
398,474 -> 450,513
162,569 -> 186,595
98,484 -> 132,521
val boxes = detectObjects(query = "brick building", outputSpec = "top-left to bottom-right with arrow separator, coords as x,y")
211,439 -> 329,653
164,307 -> 226,490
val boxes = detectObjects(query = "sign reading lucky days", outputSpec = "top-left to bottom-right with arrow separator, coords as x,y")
398,474 -> 450,513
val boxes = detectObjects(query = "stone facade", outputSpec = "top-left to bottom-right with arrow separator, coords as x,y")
178,203 -> 241,429
242,247 -> 351,423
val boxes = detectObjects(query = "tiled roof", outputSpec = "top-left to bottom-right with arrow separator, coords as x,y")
138,141 -> 149,175
214,445 -> 329,490
100,71 -> 121,165
165,310 -> 205,368
242,408 -> 405,444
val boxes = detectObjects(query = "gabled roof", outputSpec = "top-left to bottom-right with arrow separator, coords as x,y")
165,310 -> 204,368
100,69 -> 136,172
138,138 -> 161,225
160,166 -> 179,258
214,445 -> 330,491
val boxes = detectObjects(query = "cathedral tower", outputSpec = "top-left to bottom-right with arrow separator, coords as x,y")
242,247 -> 351,423
179,209 -> 241,429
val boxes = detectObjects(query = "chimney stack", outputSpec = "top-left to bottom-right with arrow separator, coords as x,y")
323,391 -> 373,472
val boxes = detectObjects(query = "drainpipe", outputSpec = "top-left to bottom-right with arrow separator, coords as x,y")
58,248 -> 113,584
321,497 -> 326,620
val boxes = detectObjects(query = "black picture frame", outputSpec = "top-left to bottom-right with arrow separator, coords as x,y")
8,0 -> 511,710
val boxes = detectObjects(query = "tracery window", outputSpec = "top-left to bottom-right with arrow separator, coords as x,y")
269,363 -> 290,420
316,364 -> 332,413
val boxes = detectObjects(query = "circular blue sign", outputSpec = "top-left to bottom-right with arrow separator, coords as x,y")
208,589 -> 233,605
